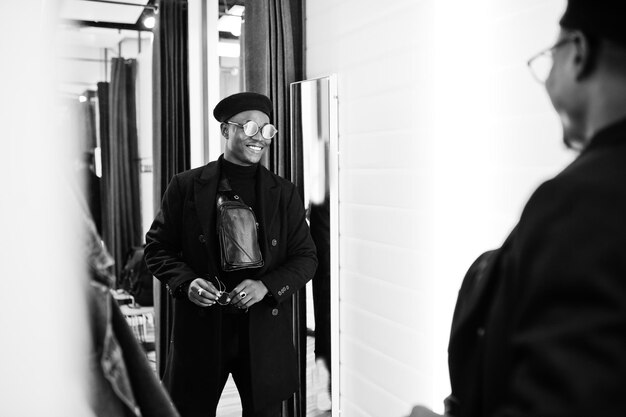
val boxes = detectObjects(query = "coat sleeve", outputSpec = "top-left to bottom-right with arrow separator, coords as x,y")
260,184 -> 318,304
144,175 -> 197,297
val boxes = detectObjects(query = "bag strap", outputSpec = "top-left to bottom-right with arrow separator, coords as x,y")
217,177 -> 249,206
218,177 -> 232,193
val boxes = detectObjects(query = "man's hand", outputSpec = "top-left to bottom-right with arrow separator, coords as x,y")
188,278 -> 220,307
229,279 -> 269,309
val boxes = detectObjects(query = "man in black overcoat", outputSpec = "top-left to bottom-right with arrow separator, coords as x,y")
409,1 -> 626,416
145,92 -> 317,417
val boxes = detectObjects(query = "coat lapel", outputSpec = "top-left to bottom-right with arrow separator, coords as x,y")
194,161 -> 220,269
255,165 -> 281,271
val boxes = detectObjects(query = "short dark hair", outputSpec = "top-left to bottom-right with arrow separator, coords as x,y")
560,0 -> 626,48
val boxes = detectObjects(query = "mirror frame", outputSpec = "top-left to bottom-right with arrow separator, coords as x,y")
290,74 -> 339,416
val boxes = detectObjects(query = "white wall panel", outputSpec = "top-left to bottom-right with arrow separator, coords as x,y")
341,205 -> 415,248
342,270 -> 431,330
341,132 -> 418,169
342,335 -> 431,402
341,170 -> 413,208
341,239 -> 427,292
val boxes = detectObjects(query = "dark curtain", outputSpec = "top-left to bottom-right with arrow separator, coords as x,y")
76,92 -> 102,234
244,0 -> 304,184
100,59 -> 143,283
97,82 -> 110,235
152,0 -> 190,378
244,2 -> 305,416
77,91 -> 98,150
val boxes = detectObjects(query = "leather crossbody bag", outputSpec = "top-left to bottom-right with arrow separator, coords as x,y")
216,177 -> 264,271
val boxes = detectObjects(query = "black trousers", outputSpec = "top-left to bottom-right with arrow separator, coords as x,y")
208,312 -> 281,417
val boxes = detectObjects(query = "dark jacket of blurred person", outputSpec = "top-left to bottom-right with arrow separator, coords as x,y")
448,119 -> 626,416
82,191 -> 179,417
88,282 -> 179,417
443,2 -> 626,417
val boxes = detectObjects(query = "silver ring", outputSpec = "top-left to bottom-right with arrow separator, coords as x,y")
239,291 -> 247,299
198,288 -> 203,297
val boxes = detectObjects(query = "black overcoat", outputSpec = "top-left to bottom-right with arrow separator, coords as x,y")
145,157 -> 317,415
447,118 -> 626,417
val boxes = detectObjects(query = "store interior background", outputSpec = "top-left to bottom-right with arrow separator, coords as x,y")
0,0 -> 573,416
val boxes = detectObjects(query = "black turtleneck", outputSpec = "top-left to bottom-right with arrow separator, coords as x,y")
220,157 -> 258,211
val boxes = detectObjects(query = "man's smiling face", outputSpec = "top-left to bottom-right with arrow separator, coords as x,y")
222,110 -> 271,166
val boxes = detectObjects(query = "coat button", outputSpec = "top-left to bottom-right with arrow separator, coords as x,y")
271,239 -> 277,246
272,308 -> 279,316
198,234 -> 206,243
477,327 -> 485,337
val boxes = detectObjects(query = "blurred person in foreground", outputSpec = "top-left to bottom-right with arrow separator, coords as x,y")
145,92 -> 317,417
80,193 -> 179,417
409,1 -> 626,416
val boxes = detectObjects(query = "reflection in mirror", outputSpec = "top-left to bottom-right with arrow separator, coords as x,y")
291,75 -> 339,417
58,3 -> 338,417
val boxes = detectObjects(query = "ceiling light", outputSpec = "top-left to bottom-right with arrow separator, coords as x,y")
143,15 -> 156,29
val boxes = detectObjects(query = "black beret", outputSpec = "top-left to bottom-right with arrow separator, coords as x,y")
213,92 -> 273,123
560,0 -> 626,47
